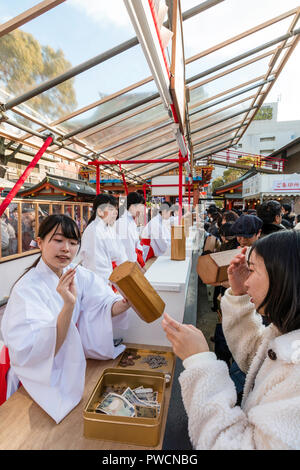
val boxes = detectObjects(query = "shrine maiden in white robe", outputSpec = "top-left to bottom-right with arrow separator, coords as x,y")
141,213 -> 171,257
1,257 -> 128,423
115,210 -> 143,262
80,216 -> 127,284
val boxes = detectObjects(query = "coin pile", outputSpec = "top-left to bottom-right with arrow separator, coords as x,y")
141,354 -> 168,369
101,384 -> 127,398
119,349 -> 141,367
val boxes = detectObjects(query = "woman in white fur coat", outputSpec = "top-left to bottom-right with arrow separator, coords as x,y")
162,230 -> 300,450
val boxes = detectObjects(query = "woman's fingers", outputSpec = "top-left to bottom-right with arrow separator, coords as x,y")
60,268 -> 75,280
163,312 -> 181,331
57,270 -> 76,290
162,318 -> 177,336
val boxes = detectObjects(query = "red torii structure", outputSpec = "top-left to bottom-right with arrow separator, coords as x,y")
88,154 -> 188,223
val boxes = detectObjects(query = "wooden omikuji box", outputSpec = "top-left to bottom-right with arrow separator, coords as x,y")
171,225 -> 186,261
83,367 -> 166,446
197,248 -> 241,284
109,261 -> 165,323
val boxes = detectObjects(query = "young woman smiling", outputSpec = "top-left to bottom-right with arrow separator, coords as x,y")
162,230 -> 300,449
1,214 -> 130,422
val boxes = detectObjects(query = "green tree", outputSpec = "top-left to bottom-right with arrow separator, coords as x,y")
0,29 -> 77,178
211,175 -> 225,193
221,156 -> 258,184
210,156 -> 258,205
0,29 -> 77,118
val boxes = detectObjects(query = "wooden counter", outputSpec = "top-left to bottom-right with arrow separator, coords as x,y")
0,343 -> 174,450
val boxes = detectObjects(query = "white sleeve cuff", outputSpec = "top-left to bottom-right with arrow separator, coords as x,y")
223,287 -> 251,304
183,351 -> 217,370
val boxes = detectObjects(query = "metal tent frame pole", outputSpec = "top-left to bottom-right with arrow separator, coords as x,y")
62,93 -> 160,141
1,1 -> 215,111
96,120 -> 173,154
3,38 -> 140,112
1,115 -> 144,185
186,28 -> 300,85
190,105 -> 258,135
1,116 -> 89,160
192,123 -> 247,147
189,77 -> 274,117
193,139 -> 236,158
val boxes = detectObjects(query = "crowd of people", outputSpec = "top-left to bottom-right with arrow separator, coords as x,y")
0,206 -> 37,256
202,201 -> 300,398
162,199 -> 300,449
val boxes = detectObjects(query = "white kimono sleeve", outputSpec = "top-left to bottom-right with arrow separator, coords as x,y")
2,286 -> 57,385
76,269 -> 128,360
114,239 -> 128,265
1,282 -> 86,423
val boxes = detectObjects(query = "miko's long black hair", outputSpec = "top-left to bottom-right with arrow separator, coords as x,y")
13,214 -> 81,288
87,194 -> 118,226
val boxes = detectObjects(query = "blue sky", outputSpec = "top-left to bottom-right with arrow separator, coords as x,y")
0,0 -> 154,109
1,0 -> 300,121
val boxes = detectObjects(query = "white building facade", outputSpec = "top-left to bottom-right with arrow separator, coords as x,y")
237,102 -> 300,158
242,172 -> 300,214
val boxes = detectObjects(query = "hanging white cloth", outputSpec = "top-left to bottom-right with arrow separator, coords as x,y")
141,214 -> 171,257
1,258 -> 128,423
80,216 -> 127,284
115,210 -> 143,262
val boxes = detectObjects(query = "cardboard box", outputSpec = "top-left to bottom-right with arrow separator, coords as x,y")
197,248 -> 241,284
83,367 -> 166,446
109,261 -> 165,323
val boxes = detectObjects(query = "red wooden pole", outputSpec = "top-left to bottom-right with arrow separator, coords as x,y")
96,165 -> 100,195
143,183 -> 147,226
88,158 -> 186,165
178,153 -> 183,225
0,136 -> 53,218
119,163 -> 129,196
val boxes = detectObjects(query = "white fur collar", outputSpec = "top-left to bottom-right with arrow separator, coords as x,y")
270,329 -> 300,364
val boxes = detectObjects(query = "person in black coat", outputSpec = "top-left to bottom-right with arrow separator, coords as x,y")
281,203 -> 294,228
256,200 -> 286,237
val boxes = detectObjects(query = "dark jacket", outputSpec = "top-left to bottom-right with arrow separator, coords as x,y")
207,222 -> 220,238
282,214 -> 294,228
218,238 -> 239,252
260,222 -> 286,237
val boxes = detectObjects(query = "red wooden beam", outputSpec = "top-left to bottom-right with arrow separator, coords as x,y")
0,136 -> 53,217
178,153 -> 183,224
96,165 -> 100,195
88,158 -> 187,165
119,163 -> 129,196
